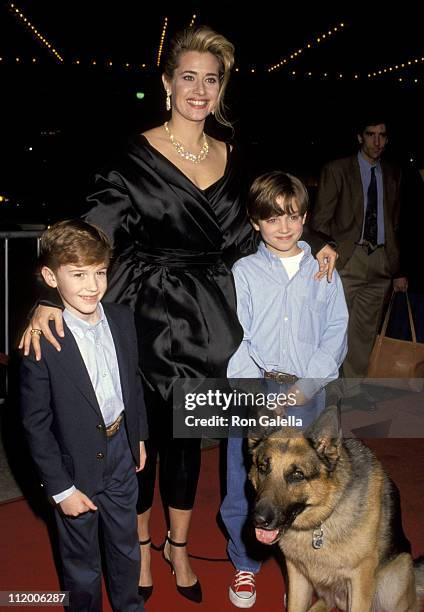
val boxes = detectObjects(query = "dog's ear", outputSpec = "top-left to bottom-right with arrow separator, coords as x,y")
247,426 -> 277,453
304,405 -> 342,471
247,435 -> 263,453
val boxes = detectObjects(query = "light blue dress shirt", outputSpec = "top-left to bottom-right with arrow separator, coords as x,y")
63,303 -> 125,426
227,241 -> 349,398
53,303 -> 125,503
358,152 -> 385,245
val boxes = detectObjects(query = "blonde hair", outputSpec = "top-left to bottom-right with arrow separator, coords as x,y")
163,25 -> 235,128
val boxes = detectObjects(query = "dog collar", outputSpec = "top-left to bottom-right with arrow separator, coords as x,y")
312,526 -> 324,549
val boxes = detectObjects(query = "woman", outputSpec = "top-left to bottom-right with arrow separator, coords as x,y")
21,25 -> 336,604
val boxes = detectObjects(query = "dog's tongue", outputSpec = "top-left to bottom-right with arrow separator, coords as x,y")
255,527 -> 279,545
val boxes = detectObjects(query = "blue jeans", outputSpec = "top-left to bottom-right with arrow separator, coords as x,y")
220,436 -> 262,573
220,384 -> 325,573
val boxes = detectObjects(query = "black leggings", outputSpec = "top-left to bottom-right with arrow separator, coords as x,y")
136,387 -> 201,514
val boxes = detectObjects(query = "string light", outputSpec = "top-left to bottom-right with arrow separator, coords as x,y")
277,70 -> 366,80
1,54 -> 418,82
367,55 -> 424,78
157,17 -> 168,67
2,9 -> 419,84
72,61 -> 149,69
268,22 -> 346,72
8,2 -> 64,63
393,76 -> 423,85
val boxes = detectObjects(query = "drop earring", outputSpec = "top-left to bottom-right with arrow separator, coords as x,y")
166,91 -> 171,111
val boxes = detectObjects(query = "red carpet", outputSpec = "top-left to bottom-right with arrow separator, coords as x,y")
1,441 -> 423,611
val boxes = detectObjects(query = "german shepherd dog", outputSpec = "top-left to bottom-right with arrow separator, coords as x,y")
249,406 -> 424,611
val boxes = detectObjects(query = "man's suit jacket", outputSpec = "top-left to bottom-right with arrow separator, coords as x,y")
20,303 -> 148,498
312,155 -> 402,274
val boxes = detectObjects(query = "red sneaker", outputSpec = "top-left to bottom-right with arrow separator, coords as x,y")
229,570 -> 256,608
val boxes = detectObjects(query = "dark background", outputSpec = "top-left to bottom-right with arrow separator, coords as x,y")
1,2 -> 424,225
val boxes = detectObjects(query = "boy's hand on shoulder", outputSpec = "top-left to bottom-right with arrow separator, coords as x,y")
59,490 -> 98,517
136,441 -> 146,472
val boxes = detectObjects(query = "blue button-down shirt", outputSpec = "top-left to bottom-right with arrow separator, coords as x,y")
227,241 -> 348,397
53,303 -> 125,503
358,152 -> 385,245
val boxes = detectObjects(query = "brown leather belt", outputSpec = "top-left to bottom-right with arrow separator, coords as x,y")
105,413 -> 124,438
264,371 -> 298,385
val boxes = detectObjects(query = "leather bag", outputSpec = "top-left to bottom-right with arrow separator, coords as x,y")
366,292 -> 424,392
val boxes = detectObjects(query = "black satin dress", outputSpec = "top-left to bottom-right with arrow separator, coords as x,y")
83,136 -> 256,510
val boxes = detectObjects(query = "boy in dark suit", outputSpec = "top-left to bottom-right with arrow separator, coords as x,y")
20,220 -> 148,612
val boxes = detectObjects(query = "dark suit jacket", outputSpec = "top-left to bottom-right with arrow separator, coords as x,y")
312,155 -> 402,274
20,303 -> 148,498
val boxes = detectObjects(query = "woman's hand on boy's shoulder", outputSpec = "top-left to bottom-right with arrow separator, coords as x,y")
314,244 -> 338,282
19,305 -> 64,360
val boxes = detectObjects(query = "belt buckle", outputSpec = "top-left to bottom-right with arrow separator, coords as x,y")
276,372 -> 288,384
105,414 -> 123,438
265,371 -> 297,385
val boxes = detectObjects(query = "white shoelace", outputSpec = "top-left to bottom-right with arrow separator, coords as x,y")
233,571 -> 255,590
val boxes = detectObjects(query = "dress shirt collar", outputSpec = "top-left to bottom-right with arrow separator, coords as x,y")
63,303 -> 106,339
357,151 -> 381,173
258,240 -> 311,275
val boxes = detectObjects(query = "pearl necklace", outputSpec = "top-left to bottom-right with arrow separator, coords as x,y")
164,122 -> 209,164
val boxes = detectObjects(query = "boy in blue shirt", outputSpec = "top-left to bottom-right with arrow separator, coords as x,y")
220,171 -> 348,608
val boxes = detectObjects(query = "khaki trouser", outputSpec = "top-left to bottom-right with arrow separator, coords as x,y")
339,245 -> 392,392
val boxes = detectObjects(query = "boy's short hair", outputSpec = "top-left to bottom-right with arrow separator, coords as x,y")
248,171 -> 309,222
39,219 -> 112,270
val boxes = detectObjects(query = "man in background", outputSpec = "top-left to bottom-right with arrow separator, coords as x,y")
312,118 -> 407,399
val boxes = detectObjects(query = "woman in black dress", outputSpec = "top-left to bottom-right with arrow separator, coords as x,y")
21,25 -> 336,604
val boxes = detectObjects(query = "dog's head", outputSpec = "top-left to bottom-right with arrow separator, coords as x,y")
248,406 -> 343,545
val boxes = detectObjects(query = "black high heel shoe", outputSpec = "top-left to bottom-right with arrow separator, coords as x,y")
138,538 -> 153,603
162,532 -> 202,603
